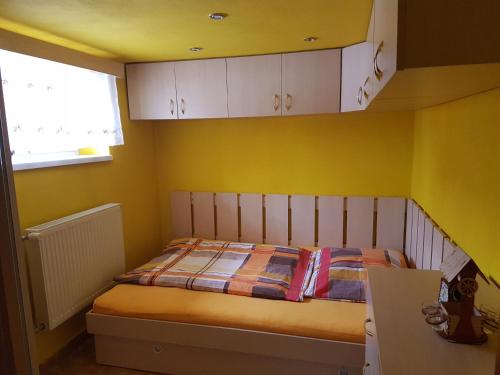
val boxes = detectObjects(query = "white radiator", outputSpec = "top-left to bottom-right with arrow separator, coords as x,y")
24,203 -> 125,330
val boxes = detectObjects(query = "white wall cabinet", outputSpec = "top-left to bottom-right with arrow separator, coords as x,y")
341,42 -> 372,112
371,0 -> 398,97
341,6 -> 375,112
174,58 -> 228,119
126,0 -> 500,120
347,0 -> 500,112
282,49 -> 341,116
126,62 -> 178,120
226,54 -> 282,118
127,50 -> 341,120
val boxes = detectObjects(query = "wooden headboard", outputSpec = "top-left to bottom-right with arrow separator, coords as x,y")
171,191 -> 463,271
405,200 -> 460,271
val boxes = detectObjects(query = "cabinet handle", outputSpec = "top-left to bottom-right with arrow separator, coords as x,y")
181,98 -> 185,115
365,318 -> 374,337
362,363 -> 370,375
374,41 -> 384,81
285,94 -> 292,111
170,99 -> 175,115
273,94 -> 280,111
357,87 -> 363,105
363,76 -> 370,99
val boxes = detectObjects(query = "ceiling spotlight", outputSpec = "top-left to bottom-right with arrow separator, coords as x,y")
208,12 -> 228,21
189,47 -> 203,52
303,36 -> 318,42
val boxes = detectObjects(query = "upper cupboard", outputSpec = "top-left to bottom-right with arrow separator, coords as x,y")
342,0 -> 500,112
127,0 -> 500,120
127,62 -> 177,120
126,49 -> 341,120
127,59 -> 228,120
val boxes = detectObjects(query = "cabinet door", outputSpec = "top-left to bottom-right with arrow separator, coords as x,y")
282,49 -> 341,116
372,0 -> 398,96
227,54 -> 282,117
126,62 -> 178,120
174,58 -> 228,119
341,42 -> 371,112
364,4 -> 376,107
341,5 -> 375,112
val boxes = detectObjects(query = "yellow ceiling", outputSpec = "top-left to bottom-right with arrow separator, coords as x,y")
0,0 -> 372,63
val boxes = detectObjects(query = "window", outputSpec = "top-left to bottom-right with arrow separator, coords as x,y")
0,49 -> 123,170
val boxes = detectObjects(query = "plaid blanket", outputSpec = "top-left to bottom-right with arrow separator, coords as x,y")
115,238 -> 313,301
305,248 -> 407,302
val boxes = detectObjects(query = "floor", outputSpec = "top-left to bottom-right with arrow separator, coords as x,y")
40,335 -> 158,375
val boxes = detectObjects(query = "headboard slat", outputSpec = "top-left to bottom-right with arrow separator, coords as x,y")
404,200 -> 413,258
239,193 -> 263,244
410,203 -> 419,267
290,195 -> 315,247
422,217 -> 434,270
317,196 -> 343,248
416,210 -> 425,269
431,228 -> 444,271
192,192 -> 215,239
265,194 -> 288,245
376,197 -> 406,250
443,238 -> 455,260
215,193 -> 238,242
346,197 -> 374,248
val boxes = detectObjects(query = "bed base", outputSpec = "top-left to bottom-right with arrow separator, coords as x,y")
86,311 -> 364,375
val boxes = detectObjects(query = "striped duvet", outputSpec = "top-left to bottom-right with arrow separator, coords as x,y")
305,247 -> 407,302
115,238 -> 406,303
114,238 -> 313,301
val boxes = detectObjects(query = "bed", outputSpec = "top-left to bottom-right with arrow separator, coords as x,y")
86,191 -> 450,374
87,238 -> 405,375
88,284 -> 366,374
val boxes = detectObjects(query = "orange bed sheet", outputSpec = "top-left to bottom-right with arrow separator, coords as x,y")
93,284 -> 366,344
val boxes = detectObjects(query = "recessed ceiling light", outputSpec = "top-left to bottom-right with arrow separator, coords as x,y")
189,47 -> 203,52
208,12 -> 228,21
303,36 -> 318,42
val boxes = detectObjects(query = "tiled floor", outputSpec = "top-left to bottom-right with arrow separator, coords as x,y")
39,335 -> 158,375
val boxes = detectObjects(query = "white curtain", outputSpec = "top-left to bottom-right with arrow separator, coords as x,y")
0,49 -> 123,155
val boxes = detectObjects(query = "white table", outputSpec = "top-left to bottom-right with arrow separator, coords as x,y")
365,267 -> 497,375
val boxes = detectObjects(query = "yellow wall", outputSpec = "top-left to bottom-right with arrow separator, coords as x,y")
13,79 -> 162,363
155,111 -> 415,243
411,88 -> 500,281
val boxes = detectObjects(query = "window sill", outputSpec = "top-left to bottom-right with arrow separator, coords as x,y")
12,154 -> 113,171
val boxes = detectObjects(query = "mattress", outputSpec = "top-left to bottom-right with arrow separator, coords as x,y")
93,284 -> 366,344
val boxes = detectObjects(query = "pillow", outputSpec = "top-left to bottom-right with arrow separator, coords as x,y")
305,248 -> 407,302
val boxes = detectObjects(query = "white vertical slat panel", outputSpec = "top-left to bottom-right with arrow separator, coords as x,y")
346,197 -> 374,248
290,195 -> 315,247
192,192 -> 215,239
431,228 -> 444,270
239,193 -> 263,244
376,197 -> 406,250
317,196 -> 344,248
443,238 -> 455,262
404,200 -> 413,258
416,209 -> 425,269
265,194 -> 289,245
410,203 -> 419,267
422,217 -> 434,270
215,193 -> 238,242
171,191 -> 192,238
